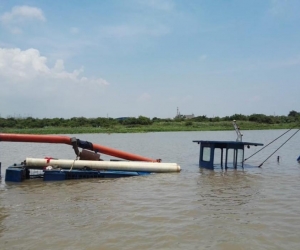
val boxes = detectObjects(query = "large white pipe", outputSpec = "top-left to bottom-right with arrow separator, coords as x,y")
25,158 -> 181,173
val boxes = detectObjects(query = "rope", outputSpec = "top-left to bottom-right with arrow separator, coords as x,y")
244,125 -> 299,162
258,129 -> 300,168
69,156 -> 79,171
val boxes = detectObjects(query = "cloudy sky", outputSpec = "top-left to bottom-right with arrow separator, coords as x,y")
0,0 -> 299,119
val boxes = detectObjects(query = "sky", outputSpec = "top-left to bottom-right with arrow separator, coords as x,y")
0,0 -> 299,119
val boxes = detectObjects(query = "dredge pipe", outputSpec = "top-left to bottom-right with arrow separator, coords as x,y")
26,158 -> 181,173
0,133 -> 71,144
0,133 -> 159,162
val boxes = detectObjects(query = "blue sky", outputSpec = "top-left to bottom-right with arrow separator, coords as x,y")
0,0 -> 299,119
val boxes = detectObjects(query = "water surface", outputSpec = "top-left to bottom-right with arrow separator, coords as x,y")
1,130 -> 300,249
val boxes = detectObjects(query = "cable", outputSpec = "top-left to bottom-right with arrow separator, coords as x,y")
244,125 -> 299,162
258,129 -> 299,168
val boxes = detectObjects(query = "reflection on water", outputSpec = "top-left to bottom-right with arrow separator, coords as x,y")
0,130 -> 300,249
0,203 -> 8,235
198,169 -> 261,210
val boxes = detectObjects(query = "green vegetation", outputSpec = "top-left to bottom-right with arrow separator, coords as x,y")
0,111 -> 299,134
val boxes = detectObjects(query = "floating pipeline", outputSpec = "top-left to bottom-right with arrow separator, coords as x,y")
25,158 -> 181,173
0,133 -> 160,162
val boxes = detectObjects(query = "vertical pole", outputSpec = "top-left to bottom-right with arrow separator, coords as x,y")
234,149 -> 237,169
221,148 -> 223,168
211,146 -> 214,169
199,145 -> 202,167
225,148 -> 228,170
242,148 -> 244,169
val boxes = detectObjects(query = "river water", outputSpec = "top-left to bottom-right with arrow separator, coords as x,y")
0,130 -> 300,250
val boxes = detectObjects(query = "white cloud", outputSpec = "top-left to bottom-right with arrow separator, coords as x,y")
1,5 -> 46,23
0,47 -> 109,85
1,5 -> 46,33
0,47 -> 110,118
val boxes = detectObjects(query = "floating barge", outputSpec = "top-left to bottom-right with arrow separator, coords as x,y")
5,163 -> 152,182
0,133 -> 180,182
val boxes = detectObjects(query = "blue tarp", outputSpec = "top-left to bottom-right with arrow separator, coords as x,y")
77,139 -> 93,150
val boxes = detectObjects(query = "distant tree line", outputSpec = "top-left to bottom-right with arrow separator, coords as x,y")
191,110 -> 300,124
0,111 -> 299,129
0,116 -> 153,129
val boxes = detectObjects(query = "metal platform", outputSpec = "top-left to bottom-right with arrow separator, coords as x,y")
193,140 -> 263,169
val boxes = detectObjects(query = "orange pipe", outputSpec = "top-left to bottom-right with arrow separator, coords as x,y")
0,133 -> 159,162
0,133 -> 71,144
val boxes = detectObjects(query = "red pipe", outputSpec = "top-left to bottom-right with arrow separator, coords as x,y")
0,133 -> 71,144
0,133 -> 159,162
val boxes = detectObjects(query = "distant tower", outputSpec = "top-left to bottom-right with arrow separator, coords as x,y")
176,107 -> 180,118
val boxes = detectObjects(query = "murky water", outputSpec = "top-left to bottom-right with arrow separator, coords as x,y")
1,130 -> 300,250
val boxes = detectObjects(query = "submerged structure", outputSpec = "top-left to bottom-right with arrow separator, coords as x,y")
193,140 -> 263,169
0,133 -> 180,182
193,121 -> 263,169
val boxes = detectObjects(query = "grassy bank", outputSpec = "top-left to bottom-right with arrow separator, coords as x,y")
1,121 -> 298,134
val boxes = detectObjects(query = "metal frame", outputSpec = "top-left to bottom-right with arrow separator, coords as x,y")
193,140 -> 263,170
